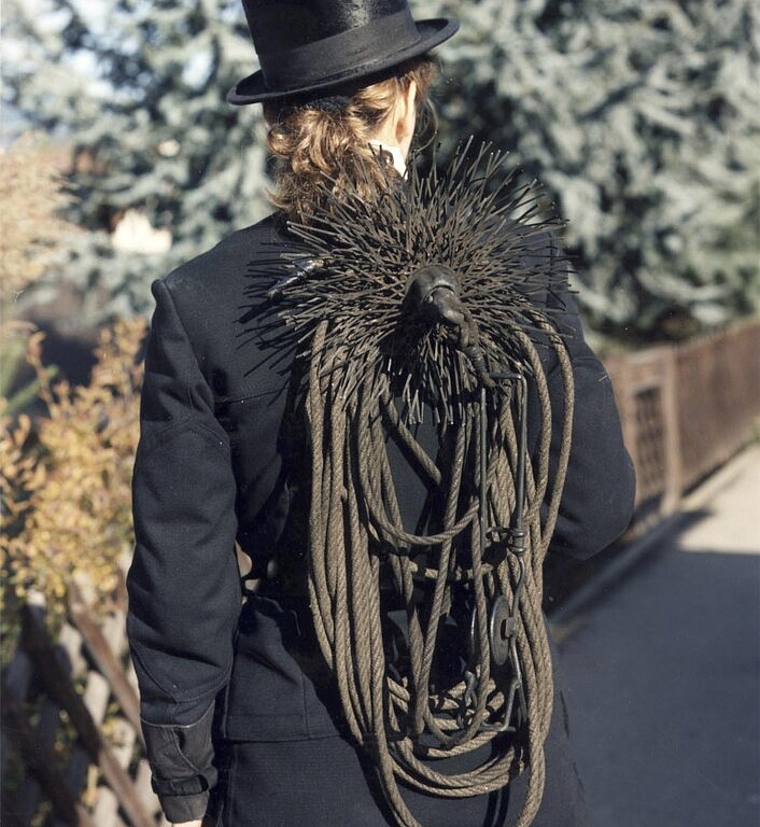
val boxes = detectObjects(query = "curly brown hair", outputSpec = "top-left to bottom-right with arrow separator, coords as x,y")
263,56 -> 439,221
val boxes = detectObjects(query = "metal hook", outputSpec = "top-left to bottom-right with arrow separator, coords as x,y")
456,669 -> 479,730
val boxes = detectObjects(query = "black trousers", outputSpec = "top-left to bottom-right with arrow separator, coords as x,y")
218,699 -> 589,826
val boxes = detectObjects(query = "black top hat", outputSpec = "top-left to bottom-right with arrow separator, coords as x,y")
228,0 -> 458,105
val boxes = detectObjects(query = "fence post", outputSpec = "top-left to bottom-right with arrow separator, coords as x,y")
661,346 -> 682,514
604,354 -> 639,494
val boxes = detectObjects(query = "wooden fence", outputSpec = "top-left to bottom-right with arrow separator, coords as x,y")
2,318 -> 759,826
1,580 -> 168,827
604,318 -> 760,529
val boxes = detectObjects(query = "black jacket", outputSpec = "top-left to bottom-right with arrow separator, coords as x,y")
127,214 -> 635,822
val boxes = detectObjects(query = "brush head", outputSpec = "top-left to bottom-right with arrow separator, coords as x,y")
247,140 -> 570,422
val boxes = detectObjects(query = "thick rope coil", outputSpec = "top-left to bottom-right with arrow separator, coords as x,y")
245,141 -> 578,827
304,307 -> 574,827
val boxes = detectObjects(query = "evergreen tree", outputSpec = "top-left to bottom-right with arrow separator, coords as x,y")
4,0 -> 760,341
421,0 -> 760,341
4,0 -> 269,322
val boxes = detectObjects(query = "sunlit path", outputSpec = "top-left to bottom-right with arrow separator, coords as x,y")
557,447 -> 760,827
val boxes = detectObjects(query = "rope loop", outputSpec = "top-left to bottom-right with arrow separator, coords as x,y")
250,141 -> 578,827
304,319 -> 574,827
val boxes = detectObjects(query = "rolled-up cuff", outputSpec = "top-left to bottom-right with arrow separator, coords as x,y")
142,702 -> 217,822
157,789 -> 210,823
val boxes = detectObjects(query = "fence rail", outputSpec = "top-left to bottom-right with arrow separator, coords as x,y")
603,318 -> 760,528
2,318 -> 759,825
1,581 -> 168,827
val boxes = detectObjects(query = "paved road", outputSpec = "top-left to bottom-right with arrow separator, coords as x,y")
555,446 -> 760,827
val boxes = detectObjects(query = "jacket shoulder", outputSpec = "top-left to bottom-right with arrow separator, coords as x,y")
146,214 -> 293,395
161,214 -> 285,301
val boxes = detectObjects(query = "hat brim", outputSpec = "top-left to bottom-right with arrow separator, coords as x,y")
227,17 -> 459,105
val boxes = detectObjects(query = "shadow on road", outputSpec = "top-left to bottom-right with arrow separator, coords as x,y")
557,497 -> 760,827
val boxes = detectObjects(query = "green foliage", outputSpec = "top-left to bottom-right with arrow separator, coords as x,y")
0,134 -> 72,411
4,0 -> 270,324
1,319 -> 145,652
4,0 -> 759,341
421,0 -> 760,341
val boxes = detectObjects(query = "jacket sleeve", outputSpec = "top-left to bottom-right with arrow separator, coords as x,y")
127,279 -> 241,822
540,290 -> 636,559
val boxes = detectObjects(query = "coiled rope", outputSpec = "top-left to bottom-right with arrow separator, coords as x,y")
304,310 -> 573,827
250,142 -> 576,826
